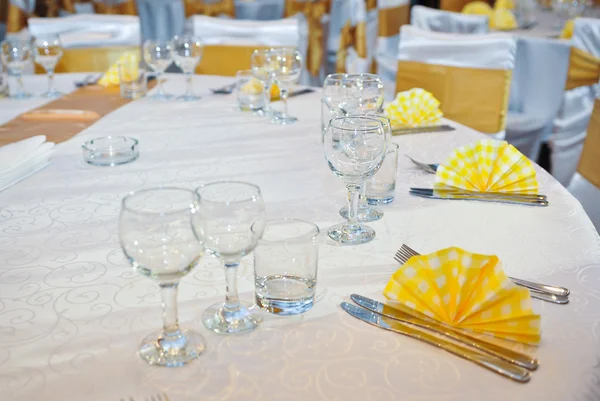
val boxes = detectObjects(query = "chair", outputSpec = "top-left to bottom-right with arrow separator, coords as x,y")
235,0 -> 284,20
549,18 -> 600,186
568,97 -> 600,231
504,37 -> 570,161
91,0 -> 137,15
327,0 -> 369,75
186,14 -> 303,76
410,5 -> 489,33
395,25 -> 516,137
27,14 -> 141,72
184,0 -> 235,17
135,0 -> 185,41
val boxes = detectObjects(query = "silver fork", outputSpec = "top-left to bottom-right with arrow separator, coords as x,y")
395,244 -> 570,304
405,155 -> 439,174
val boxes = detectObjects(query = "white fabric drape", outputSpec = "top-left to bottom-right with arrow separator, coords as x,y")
235,0 -> 284,20
136,0 -> 185,41
410,5 -> 489,34
326,0 -> 368,74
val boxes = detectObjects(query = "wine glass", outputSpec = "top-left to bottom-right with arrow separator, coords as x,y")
324,116 -> 387,245
193,181 -> 266,335
251,48 -> 277,118
33,35 -> 64,98
143,39 -> 174,100
172,35 -> 204,101
339,114 -> 392,222
267,47 -> 303,124
0,39 -> 33,99
119,188 -> 206,367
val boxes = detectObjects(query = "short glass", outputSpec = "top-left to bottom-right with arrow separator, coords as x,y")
236,70 -> 266,112
367,142 -> 399,205
118,60 -> 147,100
82,136 -> 139,166
252,219 -> 319,315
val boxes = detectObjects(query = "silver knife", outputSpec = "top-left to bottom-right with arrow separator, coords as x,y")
341,302 -> 531,383
350,294 -> 538,370
392,124 -> 455,135
409,190 -> 549,207
410,188 -> 547,201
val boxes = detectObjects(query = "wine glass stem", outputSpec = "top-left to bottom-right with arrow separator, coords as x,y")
358,185 -> 368,209
185,72 -> 193,97
346,183 -> 361,230
264,81 -> 272,113
223,261 -> 241,313
16,72 -> 24,96
160,282 -> 181,337
47,69 -> 54,93
280,87 -> 289,118
156,71 -> 165,96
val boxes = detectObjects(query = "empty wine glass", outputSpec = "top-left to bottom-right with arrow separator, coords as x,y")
0,39 -> 32,99
324,116 -> 387,245
193,181 -> 266,335
339,115 -> 392,222
251,48 -> 277,118
143,39 -> 173,100
119,188 -> 206,367
172,35 -> 204,101
33,35 -> 63,98
267,47 -> 303,124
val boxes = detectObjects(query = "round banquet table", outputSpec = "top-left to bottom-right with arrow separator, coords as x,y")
1,73 -> 600,401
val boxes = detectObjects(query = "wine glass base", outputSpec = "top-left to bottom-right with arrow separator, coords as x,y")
10,92 -> 33,100
270,115 -> 297,125
255,108 -> 280,118
41,90 -> 64,99
148,92 -> 174,101
177,94 -> 201,102
202,301 -> 259,335
138,328 -> 206,367
339,205 -> 383,222
328,222 -> 376,245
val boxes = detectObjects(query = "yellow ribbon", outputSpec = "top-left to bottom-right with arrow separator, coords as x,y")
395,60 -> 512,134
195,45 -> 275,76
336,21 -> 367,73
93,0 -> 137,15
33,46 -> 140,73
578,98 -> 600,189
565,47 -> 600,91
6,3 -> 28,32
184,0 -> 235,17
378,4 -> 410,37
366,0 -> 376,11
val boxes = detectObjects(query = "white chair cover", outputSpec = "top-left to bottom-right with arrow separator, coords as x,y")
550,18 -> 600,186
410,5 -> 489,33
235,0 -> 284,20
568,172 -> 600,231
397,26 -> 516,137
136,0 -> 185,41
326,0 -> 368,74
505,37 -> 570,161
27,15 -> 140,48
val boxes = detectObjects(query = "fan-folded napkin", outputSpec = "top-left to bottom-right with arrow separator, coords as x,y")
98,52 -> 138,87
384,88 -> 443,128
0,135 -> 54,192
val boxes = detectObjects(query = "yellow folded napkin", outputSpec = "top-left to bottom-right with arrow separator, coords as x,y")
384,88 -> 443,128
241,78 -> 280,99
560,19 -> 575,39
434,139 -> 538,194
494,0 -> 515,10
97,52 -> 138,87
384,246 -> 541,344
490,8 -> 518,30
462,1 -> 493,16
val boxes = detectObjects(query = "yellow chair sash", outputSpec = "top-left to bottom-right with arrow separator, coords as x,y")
335,21 -> 367,73
184,0 -> 235,17
378,5 -> 410,37
93,0 -> 137,14
194,45 -> 275,76
6,3 -> 28,32
33,46 -> 140,73
395,60 -> 511,134
578,98 -> 600,189
565,47 -> 600,91
366,0 -> 376,11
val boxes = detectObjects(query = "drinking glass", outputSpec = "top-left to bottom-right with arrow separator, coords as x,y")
172,35 -> 204,101
324,116 -> 387,245
119,188 -> 206,367
339,115 -> 392,222
366,142 -> 399,204
251,48 -> 277,117
33,35 -> 63,98
267,48 -> 303,124
252,218 -> 319,315
193,181 -> 266,335
143,39 -> 173,100
0,39 -> 32,99
118,59 -> 147,99
236,69 -> 266,112
321,73 -> 385,138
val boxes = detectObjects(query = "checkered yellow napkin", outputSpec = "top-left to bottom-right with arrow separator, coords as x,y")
434,139 -> 538,194
384,88 -> 443,128
561,19 -> 575,39
97,52 -> 138,87
490,8 -> 518,30
494,0 -> 515,10
462,1 -> 493,16
384,247 -> 541,344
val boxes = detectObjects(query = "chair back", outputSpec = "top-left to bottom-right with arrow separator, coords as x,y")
136,0 -> 185,41
410,5 -> 489,33
396,25 -> 516,135
327,0 -> 369,74
235,0 -> 284,20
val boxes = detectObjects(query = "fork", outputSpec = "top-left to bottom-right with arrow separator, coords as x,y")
405,155 -> 439,174
395,244 -> 570,303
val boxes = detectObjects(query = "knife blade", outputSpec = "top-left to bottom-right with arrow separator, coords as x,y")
409,190 -> 549,207
392,124 -> 455,135
341,302 -> 531,382
350,294 -> 538,370
410,188 -> 547,201
288,88 -> 315,98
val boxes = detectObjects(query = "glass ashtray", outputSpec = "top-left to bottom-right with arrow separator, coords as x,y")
82,136 -> 139,166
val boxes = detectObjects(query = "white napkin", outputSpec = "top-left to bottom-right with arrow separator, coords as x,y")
0,136 -> 55,192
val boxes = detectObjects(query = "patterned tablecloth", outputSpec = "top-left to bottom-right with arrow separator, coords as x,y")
1,73 -> 600,401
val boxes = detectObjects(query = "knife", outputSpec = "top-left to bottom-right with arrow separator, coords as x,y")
341,302 -> 531,383
409,190 -> 549,207
392,124 -> 455,135
410,188 -> 548,201
350,294 -> 538,370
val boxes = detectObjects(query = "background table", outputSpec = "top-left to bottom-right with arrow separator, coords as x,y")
1,73 -> 600,401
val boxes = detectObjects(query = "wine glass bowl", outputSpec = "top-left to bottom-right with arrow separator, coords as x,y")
0,39 -> 33,99
267,48 -> 303,124
33,35 -> 64,98
143,39 -> 174,100
172,35 -> 204,101
251,48 -> 277,117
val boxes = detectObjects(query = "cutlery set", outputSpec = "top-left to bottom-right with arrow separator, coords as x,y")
210,83 -> 315,98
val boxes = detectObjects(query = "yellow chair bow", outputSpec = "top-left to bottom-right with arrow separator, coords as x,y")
92,0 -> 137,15
7,0 -> 62,33
184,0 -> 235,17
577,98 -> 600,189
335,21 -> 367,73
565,47 -> 600,90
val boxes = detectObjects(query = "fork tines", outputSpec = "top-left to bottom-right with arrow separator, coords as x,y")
394,244 -> 420,265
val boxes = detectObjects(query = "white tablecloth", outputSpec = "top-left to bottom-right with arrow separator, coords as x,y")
1,73 -> 600,401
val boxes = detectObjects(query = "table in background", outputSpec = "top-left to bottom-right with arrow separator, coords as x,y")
1,73 -> 600,401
